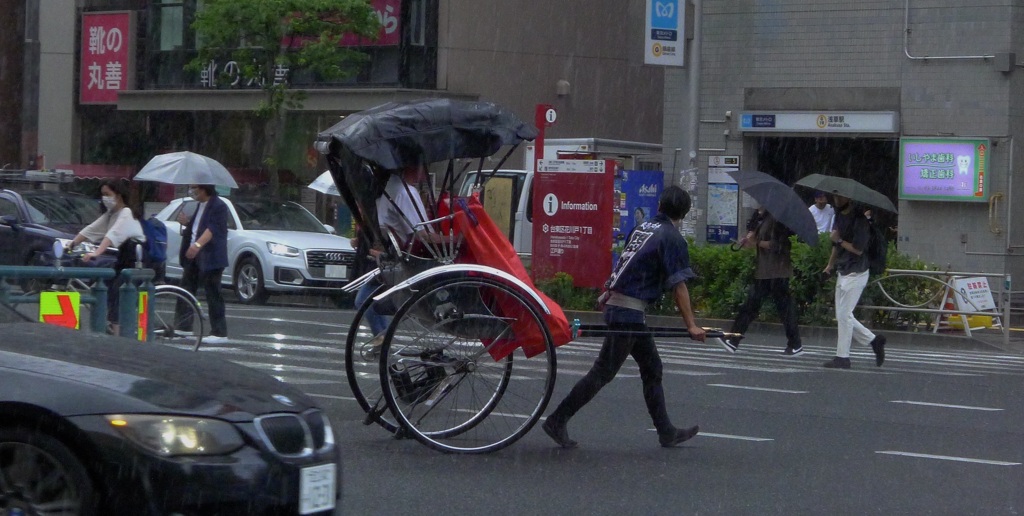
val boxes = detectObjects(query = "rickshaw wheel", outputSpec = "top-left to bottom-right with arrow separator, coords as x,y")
378,275 -> 556,454
344,283 -> 401,434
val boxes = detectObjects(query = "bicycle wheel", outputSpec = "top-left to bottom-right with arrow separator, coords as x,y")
344,283 -> 401,434
379,276 -> 556,454
150,285 -> 205,351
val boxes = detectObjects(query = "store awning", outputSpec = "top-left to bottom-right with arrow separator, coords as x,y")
56,164 -> 136,180
116,88 -> 478,112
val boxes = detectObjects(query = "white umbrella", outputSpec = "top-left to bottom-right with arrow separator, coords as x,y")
134,151 -> 239,188
308,170 -> 339,196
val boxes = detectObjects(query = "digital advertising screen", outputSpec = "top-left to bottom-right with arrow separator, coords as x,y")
899,138 -> 989,202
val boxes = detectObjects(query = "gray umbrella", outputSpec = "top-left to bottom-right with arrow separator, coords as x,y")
725,170 -> 819,245
795,173 -> 897,213
134,151 -> 238,188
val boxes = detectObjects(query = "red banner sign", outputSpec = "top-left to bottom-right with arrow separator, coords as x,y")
287,0 -> 401,48
532,160 -> 616,288
80,11 -> 135,104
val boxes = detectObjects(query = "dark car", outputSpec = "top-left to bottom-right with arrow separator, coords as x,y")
0,188 -> 101,269
0,302 -> 340,514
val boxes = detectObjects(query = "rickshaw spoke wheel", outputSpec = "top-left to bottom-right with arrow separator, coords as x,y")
344,284 -> 401,433
379,276 -> 556,454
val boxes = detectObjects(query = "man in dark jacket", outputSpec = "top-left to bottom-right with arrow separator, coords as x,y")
176,184 -> 230,342
727,207 -> 803,355
541,186 -> 708,449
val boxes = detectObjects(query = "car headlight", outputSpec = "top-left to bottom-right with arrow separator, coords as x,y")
267,242 -> 300,257
106,415 -> 244,457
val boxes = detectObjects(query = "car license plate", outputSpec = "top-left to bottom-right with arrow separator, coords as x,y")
325,264 -> 347,278
299,463 -> 336,514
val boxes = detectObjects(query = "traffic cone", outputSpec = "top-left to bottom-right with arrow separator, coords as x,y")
936,288 -> 959,331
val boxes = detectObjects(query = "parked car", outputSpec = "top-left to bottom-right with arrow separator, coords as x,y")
0,300 -> 340,514
154,197 -> 357,305
0,188 -> 100,269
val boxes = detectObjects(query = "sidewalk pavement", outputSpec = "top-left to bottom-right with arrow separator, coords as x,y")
564,310 -> 1024,355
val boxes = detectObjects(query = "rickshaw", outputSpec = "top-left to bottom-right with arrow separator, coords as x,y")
314,99 -> 736,454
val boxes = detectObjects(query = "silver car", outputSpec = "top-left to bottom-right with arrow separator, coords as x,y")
155,197 -> 357,305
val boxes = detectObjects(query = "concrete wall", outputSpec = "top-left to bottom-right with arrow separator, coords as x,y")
439,0 -> 663,147
662,0 -> 1024,285
37,0 -> 78,167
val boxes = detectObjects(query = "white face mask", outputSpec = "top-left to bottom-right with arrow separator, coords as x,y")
101,196 -> 117,210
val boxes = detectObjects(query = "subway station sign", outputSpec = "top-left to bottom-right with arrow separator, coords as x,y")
738,112 -> 898,133
899,138 -> 989,202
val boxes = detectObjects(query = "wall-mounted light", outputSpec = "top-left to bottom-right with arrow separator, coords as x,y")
556,79 -> 571,97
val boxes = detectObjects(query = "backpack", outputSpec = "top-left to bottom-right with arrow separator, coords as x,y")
866,220 -> 887,276
140,216 -> 168,264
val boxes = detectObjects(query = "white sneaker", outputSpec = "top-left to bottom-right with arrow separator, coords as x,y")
204,335 -> 229,344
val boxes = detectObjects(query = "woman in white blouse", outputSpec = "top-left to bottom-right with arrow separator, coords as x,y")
69,180 -> 146,333
70,180 -> 145,265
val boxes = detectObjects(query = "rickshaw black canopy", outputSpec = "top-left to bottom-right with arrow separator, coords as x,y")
314,98 -> 537,255
317,98 -> 539,170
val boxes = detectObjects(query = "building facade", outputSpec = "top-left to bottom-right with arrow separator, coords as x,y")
8,0 -> 663,192
662,0 -> 1023,291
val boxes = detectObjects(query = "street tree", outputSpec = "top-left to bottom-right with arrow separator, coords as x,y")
189,0 -> 380,195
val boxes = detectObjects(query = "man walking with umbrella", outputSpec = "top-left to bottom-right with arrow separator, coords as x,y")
727,206 -> 803,355
822,193 -> 886,368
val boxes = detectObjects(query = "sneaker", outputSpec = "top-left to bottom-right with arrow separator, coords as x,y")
870,335 -> 887,367
204,335 -> 229,344
360,334 -> 386,361
822,356 -> 851,369
715,337 -> 738,353
541,418 -> 578,449
659,425 -> 699,447
780,347 -> 804,356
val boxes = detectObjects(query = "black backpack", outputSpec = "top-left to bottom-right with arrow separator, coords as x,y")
866,221 -> 887,276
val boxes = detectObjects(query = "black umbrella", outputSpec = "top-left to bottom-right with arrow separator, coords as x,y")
314,98 -> 537,253
316,98 -> 539,170
725,170 -> 819,246
795,173 -> 897,213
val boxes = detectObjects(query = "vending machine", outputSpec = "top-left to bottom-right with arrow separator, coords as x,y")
612,170 -> 664,266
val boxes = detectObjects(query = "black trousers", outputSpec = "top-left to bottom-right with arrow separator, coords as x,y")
730,277 -> 801,348
176,258 -> 227,337
547,322 -> 674,435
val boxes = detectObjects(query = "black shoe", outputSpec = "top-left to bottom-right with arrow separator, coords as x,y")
716,337 -> 738,353
659,425 -> 699,447
542,418 -> 578,449
870,335 -> 887,367
780,347 -> 804,356
823,357 -> 851,369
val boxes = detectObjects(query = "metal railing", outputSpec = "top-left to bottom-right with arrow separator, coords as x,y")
860,269 -> 1012,347
0,266 -> 155,339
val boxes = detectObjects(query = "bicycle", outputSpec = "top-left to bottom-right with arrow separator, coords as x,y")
32,239 -> 206,351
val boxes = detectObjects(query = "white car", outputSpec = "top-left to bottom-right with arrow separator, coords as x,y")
154,197 -> 357,305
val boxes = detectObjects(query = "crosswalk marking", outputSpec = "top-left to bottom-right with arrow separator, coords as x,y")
200,329 -> 1024,382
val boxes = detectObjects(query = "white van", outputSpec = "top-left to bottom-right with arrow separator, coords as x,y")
457,169 -> 534,259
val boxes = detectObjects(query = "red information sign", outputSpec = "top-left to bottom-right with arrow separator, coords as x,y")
531,159 -> 615,288
80,11 -> 135,104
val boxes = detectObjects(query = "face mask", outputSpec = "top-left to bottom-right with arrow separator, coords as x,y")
102,196 -> 117,210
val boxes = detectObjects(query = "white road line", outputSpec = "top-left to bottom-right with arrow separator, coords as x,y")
876,451 -> 1020,466
307,393 -> 356,401
708,383 -> 807,394
691,432 -> 774,442
889,400 -> 1003,411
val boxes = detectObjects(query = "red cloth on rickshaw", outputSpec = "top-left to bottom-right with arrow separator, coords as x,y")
438,194 -> 572,361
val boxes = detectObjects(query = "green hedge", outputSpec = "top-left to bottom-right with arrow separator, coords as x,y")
534,238 -> 941,330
